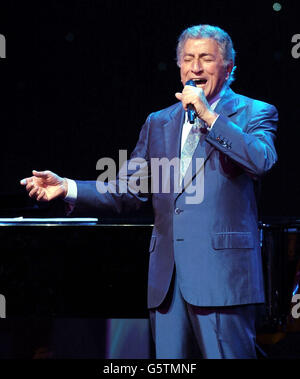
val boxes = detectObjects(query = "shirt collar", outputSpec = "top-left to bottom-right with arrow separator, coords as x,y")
208,84 -> 228,107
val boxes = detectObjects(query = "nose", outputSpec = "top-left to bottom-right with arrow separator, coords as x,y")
191,59 -> 203,74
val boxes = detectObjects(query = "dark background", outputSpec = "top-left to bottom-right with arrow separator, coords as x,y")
0,0 -> 299,218
0,0 -> 299,360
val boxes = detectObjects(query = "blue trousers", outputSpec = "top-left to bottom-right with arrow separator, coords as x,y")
149,273 -> 258,359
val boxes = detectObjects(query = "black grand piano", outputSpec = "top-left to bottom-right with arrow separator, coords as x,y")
0,214 -> 299,358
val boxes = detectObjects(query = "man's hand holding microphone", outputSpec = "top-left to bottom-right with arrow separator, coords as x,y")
175,79 -> 218,127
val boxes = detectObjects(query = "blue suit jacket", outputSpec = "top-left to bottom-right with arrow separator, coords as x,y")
75,88 -> 278,309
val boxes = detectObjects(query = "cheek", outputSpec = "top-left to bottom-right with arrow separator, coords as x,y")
180,65 -> 188,76
206,68 -> 217,78
180,69 -> 188,83
205,63 -> 223,77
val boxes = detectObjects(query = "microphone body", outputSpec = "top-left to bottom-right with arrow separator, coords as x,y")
185,79 -> 197,124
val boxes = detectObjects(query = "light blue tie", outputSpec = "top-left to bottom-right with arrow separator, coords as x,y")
180,118 -> 204,182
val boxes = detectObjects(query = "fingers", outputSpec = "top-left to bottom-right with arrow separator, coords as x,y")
27,183 -> 47,201
20,170 -> 55,202
26,178 -> 37,192
183,85 -> 204,100
32,170 -> 50,178
175,92 -> 188,111
20,175 -> 41,199
177,85 -> 209,116
28,185 -> 39,198
175,92 -> 182,101
20,176 -> 35,190
176,87 -> 202,106
20,178 -> 29,186
37,189 -> 47,202
20,169 -> 49,185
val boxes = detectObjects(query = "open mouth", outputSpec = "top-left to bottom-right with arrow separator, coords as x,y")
194,78 -> 207,86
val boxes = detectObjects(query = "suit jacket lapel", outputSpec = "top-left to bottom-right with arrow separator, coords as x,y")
163,103 -> 185,161
214,87 -> 239,116
160,103 -> 185,196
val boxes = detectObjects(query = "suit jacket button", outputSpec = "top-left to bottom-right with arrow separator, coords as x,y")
175,208 -> 183,215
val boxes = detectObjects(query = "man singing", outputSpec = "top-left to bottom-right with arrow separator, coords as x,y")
21,24 -> 278,359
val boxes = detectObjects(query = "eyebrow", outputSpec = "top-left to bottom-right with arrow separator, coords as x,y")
183,53 -> 215,58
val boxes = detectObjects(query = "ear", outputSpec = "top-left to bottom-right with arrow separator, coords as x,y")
225,60 -> 234,81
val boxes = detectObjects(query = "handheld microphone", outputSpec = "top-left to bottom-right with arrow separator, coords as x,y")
185,79 -> 197,124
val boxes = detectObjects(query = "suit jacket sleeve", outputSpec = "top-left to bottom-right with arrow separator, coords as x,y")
74,113 -> 153,214
206,101 -> 278,177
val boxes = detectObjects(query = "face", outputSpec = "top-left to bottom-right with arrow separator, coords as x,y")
179,38 -> 232,101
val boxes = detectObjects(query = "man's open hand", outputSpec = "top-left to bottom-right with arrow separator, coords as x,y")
20,170 -> 68,202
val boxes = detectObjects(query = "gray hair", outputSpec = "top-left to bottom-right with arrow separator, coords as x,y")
176,24 -> 237,86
